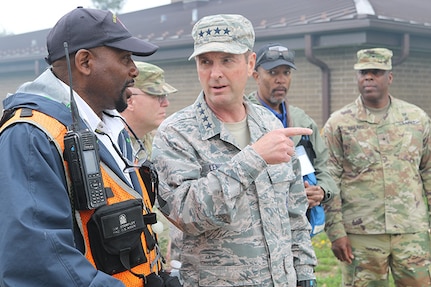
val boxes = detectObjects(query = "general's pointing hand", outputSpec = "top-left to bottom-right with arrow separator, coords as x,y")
280,127 -> 313,138
252,128 -> 313,164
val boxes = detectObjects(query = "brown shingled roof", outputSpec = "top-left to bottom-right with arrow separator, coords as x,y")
0,0 -> 430,65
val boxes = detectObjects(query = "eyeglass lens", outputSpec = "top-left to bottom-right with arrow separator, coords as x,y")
155,94 -> 168,104
132,93 -> 168,104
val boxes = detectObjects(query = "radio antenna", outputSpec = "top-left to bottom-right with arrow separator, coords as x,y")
64,42 -> 80,132
62,43 -> 106,210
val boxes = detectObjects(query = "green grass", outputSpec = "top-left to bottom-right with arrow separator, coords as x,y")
313,232 -> 395,286
312,233 -> 343,286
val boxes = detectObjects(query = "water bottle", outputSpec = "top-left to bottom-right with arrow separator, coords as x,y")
170,260 -> 183,285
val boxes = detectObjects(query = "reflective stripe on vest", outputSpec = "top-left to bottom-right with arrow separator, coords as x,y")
0,108 -> 161,286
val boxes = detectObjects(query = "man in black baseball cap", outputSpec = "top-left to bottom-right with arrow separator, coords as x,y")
247,42 -> 338,252
0,7 -> 167,287
46,6 -> 158,64
255,42 -> 296,70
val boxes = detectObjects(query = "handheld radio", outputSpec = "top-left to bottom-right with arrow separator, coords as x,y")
62,42 -> 106,210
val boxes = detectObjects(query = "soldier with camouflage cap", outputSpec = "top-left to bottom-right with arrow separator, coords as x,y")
323,47 -> 431,286
122,61 -> 177,158
133,61 -> 178,96
152,14 -> 317,287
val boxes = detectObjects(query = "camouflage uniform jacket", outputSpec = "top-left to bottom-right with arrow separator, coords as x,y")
152,92 -> 317,286
322,95 -> 431,242
247,91 -> 338,203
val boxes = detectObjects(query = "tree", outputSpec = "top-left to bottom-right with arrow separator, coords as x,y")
0,28 -> 12,37
91,0 -> 126,13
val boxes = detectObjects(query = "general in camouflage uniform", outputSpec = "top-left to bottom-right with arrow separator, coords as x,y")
323,47 -> 431,286
152,14 -> 317,287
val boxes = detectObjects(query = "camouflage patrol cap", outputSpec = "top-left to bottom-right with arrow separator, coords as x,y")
354,48 -> 393,70
134,62 -> 178,96
188,14 -> 255,60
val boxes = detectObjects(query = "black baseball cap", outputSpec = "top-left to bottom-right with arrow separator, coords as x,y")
45,7 -> 158,64
255,43 -> 296,70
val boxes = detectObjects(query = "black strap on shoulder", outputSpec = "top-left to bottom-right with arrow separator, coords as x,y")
20,108 -> 33,117
0,107 -> 34,128
0,108 -> 16,127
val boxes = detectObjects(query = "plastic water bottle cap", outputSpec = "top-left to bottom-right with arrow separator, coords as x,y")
151,221 -> 164,234
170,260 -> 182,269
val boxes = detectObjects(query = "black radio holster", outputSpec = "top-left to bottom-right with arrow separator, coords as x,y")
87,199 -> 153,275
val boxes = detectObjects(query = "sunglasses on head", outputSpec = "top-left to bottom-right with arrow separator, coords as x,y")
257,49 -> 295,65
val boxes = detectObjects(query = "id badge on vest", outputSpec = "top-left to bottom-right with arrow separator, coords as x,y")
295,145 -> 315,176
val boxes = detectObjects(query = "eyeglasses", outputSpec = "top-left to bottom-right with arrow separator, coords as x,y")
95,129 -> 148,173
256,49 -> 295,65
132,92 -> 168,105
97,113 -> 149,173
358,69 -> 386,76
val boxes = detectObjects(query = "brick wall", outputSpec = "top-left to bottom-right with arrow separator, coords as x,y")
2,47 -> 430,129
155,46 -> 431,128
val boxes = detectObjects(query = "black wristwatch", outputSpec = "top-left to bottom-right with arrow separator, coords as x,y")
321,188 -> 332,203
297,279 -> 317,287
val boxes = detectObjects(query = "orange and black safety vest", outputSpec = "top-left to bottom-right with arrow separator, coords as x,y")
0,108 -> 161,286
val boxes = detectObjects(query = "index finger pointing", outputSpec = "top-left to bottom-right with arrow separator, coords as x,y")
281,127 -> 313,137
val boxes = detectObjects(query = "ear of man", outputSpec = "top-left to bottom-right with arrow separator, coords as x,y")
74,49 -> 93,76
247,52 -> 256,77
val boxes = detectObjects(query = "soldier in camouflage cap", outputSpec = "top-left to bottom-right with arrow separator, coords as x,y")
323,48 -> 431,286
153,13 -> 317,287
122,61 -> 177,158
134,61 -> 178,96
353,48 -> 393,70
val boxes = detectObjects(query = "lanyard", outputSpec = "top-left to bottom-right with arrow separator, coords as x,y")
258,98 -> 288,128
